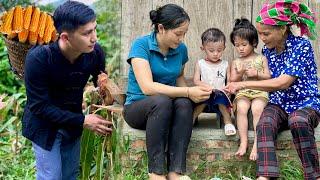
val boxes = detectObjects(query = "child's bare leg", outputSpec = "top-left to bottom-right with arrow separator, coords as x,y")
193,104 -> 206,124
218,104 -> 232,124
218,104 -> 236,135
235,98 -> 251,156
249,98 -> 268,161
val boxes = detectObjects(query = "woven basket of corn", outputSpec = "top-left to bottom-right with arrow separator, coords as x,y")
0,5 -> 58,79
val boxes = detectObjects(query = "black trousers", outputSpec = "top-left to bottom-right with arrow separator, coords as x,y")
123,95 -> 193,174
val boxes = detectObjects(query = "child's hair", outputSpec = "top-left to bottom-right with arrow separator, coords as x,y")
230,17 -> 258,48
149,4 -> 190,33
53,1 -> 96,34
201,28 -> 226,46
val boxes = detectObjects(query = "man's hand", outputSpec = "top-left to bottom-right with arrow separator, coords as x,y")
83,114 -> 113,136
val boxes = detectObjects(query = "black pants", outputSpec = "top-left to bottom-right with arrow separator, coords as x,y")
123,95 -> 193,174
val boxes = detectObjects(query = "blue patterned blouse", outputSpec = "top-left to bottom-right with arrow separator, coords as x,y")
262,34 -> 320,114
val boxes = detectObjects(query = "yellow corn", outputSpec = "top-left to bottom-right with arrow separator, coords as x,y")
24,6 -> 33,30
13,5 -> 23,33
0,11 -> 7,23
43,16 -> 54,43
7,32 -> 17,39
29,7 -> 40,32
38,12 -> 47,38
18,28 -> 29,43
1,7 -> 14,34
0,12 -> 7,32
51,29 -> 58,42
28,31 -> 38,45
38,35 -> 44,45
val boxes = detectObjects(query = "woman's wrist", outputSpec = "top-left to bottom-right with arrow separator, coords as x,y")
239,82 -> 246,90
186,87 -> 189,98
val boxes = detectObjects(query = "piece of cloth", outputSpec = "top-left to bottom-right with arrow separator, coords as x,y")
23,42 -> 106,150
198,59 -> 228,89
125,31 -> 188,105
123,95 -> 193,174
256,0 -> 317,39
32,132 -> 81,180
262,34 -> 320,114
256,104 -> 320,179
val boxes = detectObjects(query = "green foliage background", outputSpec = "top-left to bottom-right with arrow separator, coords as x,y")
0,0 -> 121,179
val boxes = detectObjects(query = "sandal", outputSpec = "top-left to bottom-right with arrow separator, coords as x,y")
241,176 -> 253,180
224,123 -> 236,136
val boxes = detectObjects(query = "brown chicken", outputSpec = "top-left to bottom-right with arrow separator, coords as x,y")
97,72 -> 125,105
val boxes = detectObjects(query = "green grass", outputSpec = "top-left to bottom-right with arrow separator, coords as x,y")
0,139 -> 35,180
0,133 -> 306,180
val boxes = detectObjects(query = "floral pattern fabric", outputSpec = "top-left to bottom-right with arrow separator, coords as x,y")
262,34 -> 320,114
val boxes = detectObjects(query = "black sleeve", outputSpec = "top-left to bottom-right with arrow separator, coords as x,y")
24,47 -> 85,127
91,43 -> 106,87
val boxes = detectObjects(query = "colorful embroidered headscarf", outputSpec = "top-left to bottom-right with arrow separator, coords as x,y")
256,0 -> 317,40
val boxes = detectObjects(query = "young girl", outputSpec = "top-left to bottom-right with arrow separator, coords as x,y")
193,28 -> 236,136
229,18 -> 271,160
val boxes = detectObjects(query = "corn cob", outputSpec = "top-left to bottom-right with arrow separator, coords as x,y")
38,12 -> 47,38
29,7 -> 40,32
13,5 -> 23,33
7,32 -> 17,39
28,31 -> 38,45
43,15 -> 54,43
1,7 -> 14,34
24,6 -> 33,30
51,29 -> 58,42
18,28 -> 29,43
0,12 -> 7,32
0,11 -> 7,24
37,35 -> 44,45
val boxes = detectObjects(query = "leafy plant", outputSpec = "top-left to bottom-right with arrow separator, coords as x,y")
0,0 -> 32,12
0,38 -> 25,95
94,0 -> 121,79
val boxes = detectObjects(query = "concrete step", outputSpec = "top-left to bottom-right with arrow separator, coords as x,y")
120,112 -> 320,173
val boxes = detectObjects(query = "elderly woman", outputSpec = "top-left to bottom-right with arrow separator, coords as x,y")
225,0 -> 319,179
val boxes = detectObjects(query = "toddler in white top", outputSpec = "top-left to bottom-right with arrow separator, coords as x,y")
193,28 -> 236,136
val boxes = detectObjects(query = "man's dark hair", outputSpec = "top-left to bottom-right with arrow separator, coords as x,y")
53,1 -> 96,34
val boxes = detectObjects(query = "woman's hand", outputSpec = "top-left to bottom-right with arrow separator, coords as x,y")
224,82 -> 244,94
188,86 -> 212,103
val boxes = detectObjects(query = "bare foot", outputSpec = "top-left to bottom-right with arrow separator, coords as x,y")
168,172 -> 191,180
149,173 -> 166,180
235,143 -> 247,157
249,145 -> 257,161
